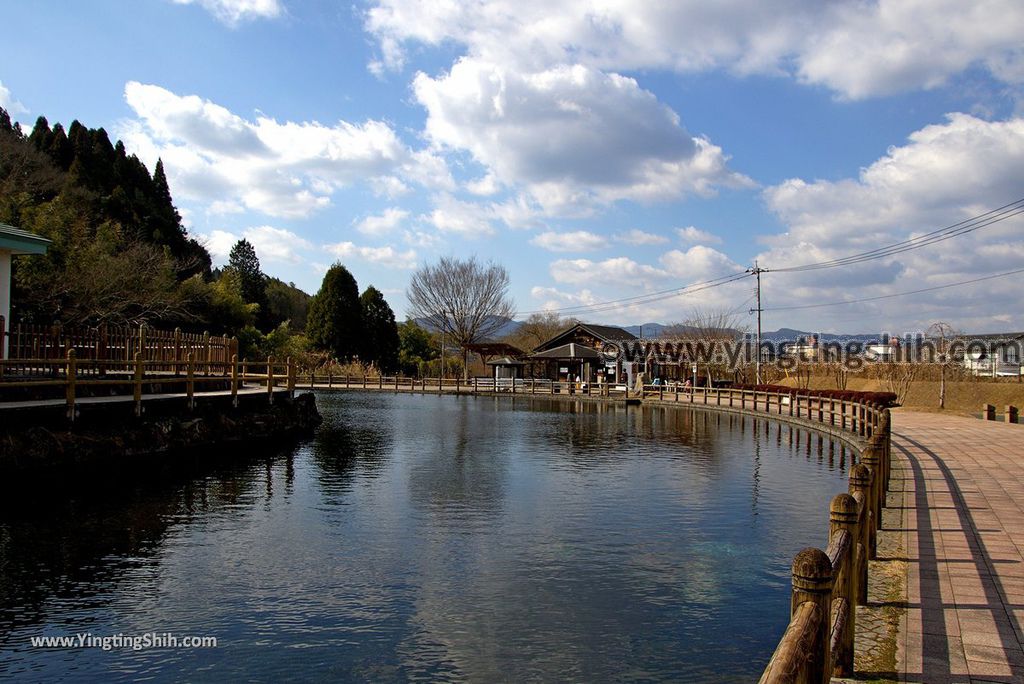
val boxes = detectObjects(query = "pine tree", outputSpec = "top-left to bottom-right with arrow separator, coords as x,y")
228,239 -> 267,309
307,263 -> 363,362
360,286 -> 400,372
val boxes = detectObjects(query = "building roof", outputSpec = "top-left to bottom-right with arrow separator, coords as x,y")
486,356 -> 527,366
464,341 -> 525,358
533,322 -> 636,352
0,223 -> 51,255
528,343 -> 604,361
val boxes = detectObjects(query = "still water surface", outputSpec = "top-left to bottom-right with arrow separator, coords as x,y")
0,392 -> 853,682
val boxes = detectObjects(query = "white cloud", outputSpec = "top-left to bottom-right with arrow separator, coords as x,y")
325,241 -> 418,269
244,225 -> 312,264
367,0 -> 1024,100
614,229 -> 669,246
356,207 -> 409,236
413,59 -> 750,214
119,81 -> 447,219
172,0 -> 282,26
422,193 -> 496,236
465,173 -> 500,196
0,80 -> 27,116
196,229 -> 239,262
660,245 -> 741,280
194,225 -> 312,265
676,226 -> 722,245
757,112 -> 1024,330
530,230 -> 607,252
549,256 -> 668,287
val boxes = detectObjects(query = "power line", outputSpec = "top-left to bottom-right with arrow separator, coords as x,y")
514,270 -> 750,317
769,197 -> 1024,273
763,266 -> 1024,312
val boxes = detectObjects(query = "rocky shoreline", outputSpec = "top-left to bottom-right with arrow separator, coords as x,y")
0,392 -> 322,475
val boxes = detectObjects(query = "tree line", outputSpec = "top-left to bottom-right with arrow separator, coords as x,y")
0,105 -> 535,376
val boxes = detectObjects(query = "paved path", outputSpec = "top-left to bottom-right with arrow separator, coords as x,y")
884,411 -> 1024,683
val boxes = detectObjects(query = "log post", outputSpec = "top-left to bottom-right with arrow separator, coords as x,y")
830,494 -> 859,676
849,463 -> 875,563
860,444 -> 883,532
133,351 -> 144,417
791,548 -> 833,684
174,327 -> 182,375
186,352 -> 195,411
267,356 -> 276,404
65,349 -> 77,421
230,353 -> 239,407
203,330 -> 212,375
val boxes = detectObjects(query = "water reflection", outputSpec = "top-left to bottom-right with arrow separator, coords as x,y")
0,392 -> 851,682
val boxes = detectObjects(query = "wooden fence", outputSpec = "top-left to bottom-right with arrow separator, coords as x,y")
0,351 -> 296,419
0,318 -> 236,366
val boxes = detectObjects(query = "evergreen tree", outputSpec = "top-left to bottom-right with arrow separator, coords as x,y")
306,263 -> 363,362
360,286 -> 400,372
228,239 -> 267,309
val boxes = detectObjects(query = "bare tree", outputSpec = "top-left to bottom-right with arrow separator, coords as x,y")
407,256 -> 515,379
505,311 -> 577,351
925,321 -> 961,409
663,308 -> 747,386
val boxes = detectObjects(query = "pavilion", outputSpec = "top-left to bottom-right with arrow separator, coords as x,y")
0,223 -> 50,358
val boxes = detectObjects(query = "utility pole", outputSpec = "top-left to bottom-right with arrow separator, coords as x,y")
748,261 -> 765,384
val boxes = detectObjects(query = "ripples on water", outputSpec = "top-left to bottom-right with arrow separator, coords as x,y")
0,392 -> 855,682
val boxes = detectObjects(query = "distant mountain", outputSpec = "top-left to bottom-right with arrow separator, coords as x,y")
760,328 -> 881,342
622,322 -> 669,338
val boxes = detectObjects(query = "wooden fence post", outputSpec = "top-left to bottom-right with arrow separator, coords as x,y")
982,403 -> 996,420
1006,405 -> 1019,424
186,352 -> 195,410
287,357 -> 296,398
133,351 -> 144,417
231,353 -> 239,407
792,548 -> 832,684
860,444 -> 883,534
174,327 -> 182,375
830,493 -> 859,676
849,463 -> 876,564
65,349 -> 77,421
267,356 -> 276,403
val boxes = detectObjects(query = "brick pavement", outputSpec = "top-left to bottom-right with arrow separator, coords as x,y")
881,411 -> 1024,683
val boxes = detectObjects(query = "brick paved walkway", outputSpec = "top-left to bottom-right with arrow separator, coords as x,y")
883,411 -> 1024,683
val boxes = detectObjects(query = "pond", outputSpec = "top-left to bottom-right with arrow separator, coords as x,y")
0,392 -> 854,682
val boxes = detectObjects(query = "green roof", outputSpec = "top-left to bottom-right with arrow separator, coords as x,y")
0,223 -> 51,255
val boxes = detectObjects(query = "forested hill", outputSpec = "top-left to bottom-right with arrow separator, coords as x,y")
0,105 -> 227,328
1,109 -> 211,277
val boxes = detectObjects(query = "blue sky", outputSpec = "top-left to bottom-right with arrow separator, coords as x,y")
2,0 -> 1022,334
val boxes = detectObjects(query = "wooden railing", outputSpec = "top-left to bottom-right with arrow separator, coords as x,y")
0,351 -> 297,419
0,320 -> 236,366
292,374 -> 634,397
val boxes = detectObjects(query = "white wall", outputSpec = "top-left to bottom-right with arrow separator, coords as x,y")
0,249 -> 10,358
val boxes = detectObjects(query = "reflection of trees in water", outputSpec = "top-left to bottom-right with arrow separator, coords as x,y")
407,397 -> 507,522
308,393 -> 395,499
0,448 -> 294,642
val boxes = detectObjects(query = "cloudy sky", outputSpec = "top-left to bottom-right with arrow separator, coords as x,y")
3,0 -> 1023,333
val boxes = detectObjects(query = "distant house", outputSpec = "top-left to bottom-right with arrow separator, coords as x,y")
961,333 -> 1024,377
864,339 -> 901,362
0,223 -> 51,358
530,323 -> 636,385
